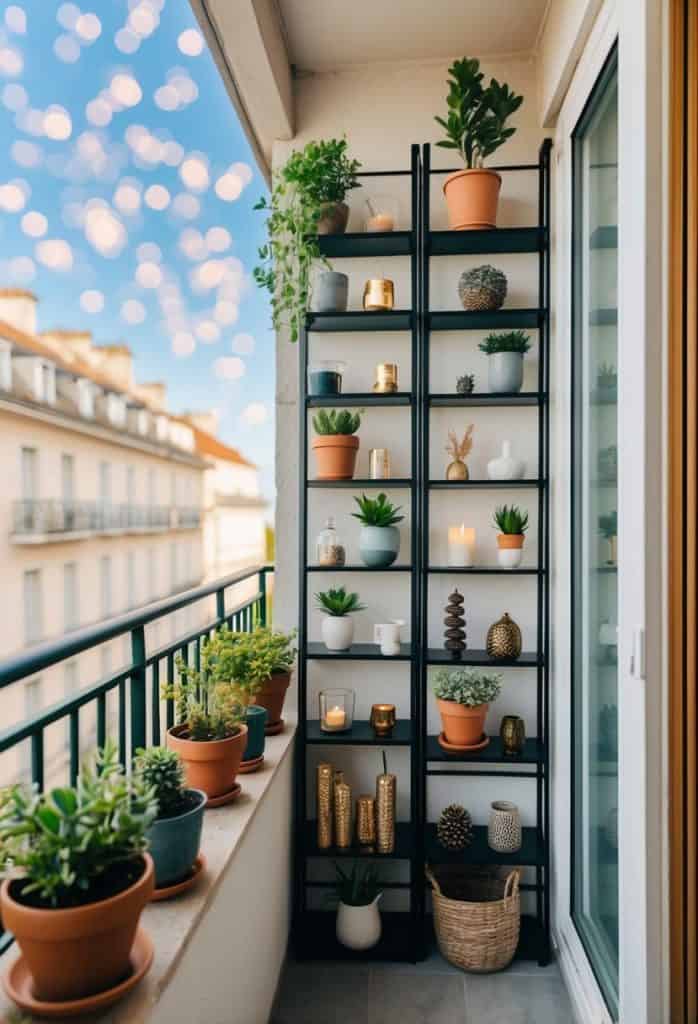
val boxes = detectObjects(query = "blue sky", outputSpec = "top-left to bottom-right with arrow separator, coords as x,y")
0,0 -> 274,510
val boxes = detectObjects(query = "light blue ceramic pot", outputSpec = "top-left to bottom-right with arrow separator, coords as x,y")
488,352 -> 524,394
147,788 -> 206,888
360,525 -> 400,568
243,705 -> 268,762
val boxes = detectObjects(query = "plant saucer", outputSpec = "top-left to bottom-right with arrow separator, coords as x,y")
3,927 -> 153,1019
437,732 -> 490,754
238,754 -> 265,774
205,782 -> 242,808
265,719 -> 285,736
150,854 -> 207,902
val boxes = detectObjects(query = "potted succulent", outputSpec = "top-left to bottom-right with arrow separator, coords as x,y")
254,138 -> 361,343
493,504 -> 529,568
433,667 -> 502,751
134,746 -> 206,891
596,362 -> 618,402
165,646 -> 248,800
315,586 -> 366,651
599,509 -> 617,566
479,330 -> 531,393
331,860 -> 383,951
351,492 -> 404,567
435,57 -> 523,230
312,409 -> 361,481
458,264 -> 508,311
0,742 -> 157,1003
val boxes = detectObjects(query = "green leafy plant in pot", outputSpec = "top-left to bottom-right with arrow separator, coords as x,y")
0,741 -> 157,1003
479,330 -> 531,394
330,860 -> 383,951
433,668 -> 502,752
315,586 -> 366,651
134,746 -> 206,892
435,57 -> 523,230
312,409 -> 362,481
352,492 -> 405,567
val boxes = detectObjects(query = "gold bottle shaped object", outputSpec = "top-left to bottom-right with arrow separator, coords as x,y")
316,762 -> 334,849
375,751 -> 396,854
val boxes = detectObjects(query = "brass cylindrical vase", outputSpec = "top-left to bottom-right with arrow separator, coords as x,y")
334,780 -> 352,848
373,362 -> 399,393
316,762 -> 334,849
376,769 -> 396,855
500,715 -> 526,755
369,448 -> 391,480
356,795 -> 376,847
363,278 -> 394,311
370,703 -> 396,738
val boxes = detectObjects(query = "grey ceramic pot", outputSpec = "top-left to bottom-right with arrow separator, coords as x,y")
360,525 -> 400,568
488,351 -> 524,394
147,788 -> 206,888
314,271 -> 349,313
317,202 -> 349,235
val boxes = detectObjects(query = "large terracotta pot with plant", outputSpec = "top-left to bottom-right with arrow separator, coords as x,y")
254,671 -> 291,731
312,409 -> 361,481
0,742 -> 157,1003
433,667 -> 502,752
435,57 -> 523,230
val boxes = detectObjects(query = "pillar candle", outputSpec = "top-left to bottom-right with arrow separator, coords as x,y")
447,525 -> 476,567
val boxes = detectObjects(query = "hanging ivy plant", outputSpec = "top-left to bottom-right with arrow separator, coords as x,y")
253,139 -> 361,343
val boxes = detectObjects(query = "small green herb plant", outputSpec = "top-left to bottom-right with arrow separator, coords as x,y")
435,57 -> 523,168
330,860 -> 382,907
352,493 -> 404,528
315,586 -> 366,617
479,330 -> 531,355
0,741 -> 157,908
493,504 -> 529,536
433,668 -> 502,706
312,409 -> 361,436
134,746 -> 188,819
598,510 -> 617,538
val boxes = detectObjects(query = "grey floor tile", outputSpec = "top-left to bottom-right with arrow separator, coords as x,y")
271,962 -> 369,1024
464,972 -> 574,1024
367,969 -> 466,1024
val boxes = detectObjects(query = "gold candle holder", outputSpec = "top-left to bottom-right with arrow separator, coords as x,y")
363,278 -> 394,311
370,703 -> 396,738
373,362 -> 399,393
375,752 -> 396,855
334,780 -> 352,849
369,448 -> 391,480
316,762 -> 334,849
356,795 -> 376,847
500,715 -> 526,755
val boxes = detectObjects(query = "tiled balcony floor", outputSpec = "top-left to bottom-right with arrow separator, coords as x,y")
271,952 -> 573,1023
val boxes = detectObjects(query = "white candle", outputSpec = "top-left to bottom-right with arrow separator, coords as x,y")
324,705 -> 346,730
448,525 -> 475,567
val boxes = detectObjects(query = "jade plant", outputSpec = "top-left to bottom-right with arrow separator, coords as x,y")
134,746 -> 189,819
479,330 -> 531,355
351,493 -> 404,528
330,860 -> 382,907
433,667 -> 502,706
435,57 -> 523,168
315,586 -> 366,617
253,138 -> 361,343
0,741 -> 157,908
312,409 -> 361,436
493,504 -> 529,535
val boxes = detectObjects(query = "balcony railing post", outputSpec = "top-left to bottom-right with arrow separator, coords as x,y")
216,587 -> 225,625
130,624 -> 147,757
259,569 -> 268,627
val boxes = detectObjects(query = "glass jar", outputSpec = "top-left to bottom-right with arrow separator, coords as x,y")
319,688 -> 355,732
364,195 -> 399,233
316,517 -> 346,567
308,361 -> 346,397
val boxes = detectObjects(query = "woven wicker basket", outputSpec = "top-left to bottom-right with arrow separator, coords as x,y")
426,865 -> 520,973
459,285 -> 503,312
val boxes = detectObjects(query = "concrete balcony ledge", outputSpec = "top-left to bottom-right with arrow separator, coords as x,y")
0,720 -> 296,1024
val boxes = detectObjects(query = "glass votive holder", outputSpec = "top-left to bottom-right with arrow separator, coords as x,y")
319,689 -> 355,732
364,195 -> 399,232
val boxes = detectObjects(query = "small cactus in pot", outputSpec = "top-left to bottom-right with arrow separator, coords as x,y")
456,373 -> 475,395
458,265 -> 507,311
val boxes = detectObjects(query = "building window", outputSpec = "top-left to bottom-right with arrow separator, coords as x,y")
148,468 -> 156,508
0,340 -> 11,391
21,447 -> 38,502
126,465 -> 135,504
99,461 -> 111,504
100,555 -> 111,619
127,551 -> 136,609
40,362 -> 56,404
63,562 -> 79,632
23,569 -> 43,646
77,377 -> 95,418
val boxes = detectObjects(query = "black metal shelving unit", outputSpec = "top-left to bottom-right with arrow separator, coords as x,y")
293,139 -> 552,965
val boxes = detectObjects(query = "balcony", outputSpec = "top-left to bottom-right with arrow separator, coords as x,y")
11,501 -> 182,543
175,506 -> 201,529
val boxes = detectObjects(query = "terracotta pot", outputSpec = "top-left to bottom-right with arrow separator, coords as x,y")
317,202 -> 349,235
497,534 -> 524,550
253,669 -> 291,730
436,698 -> 488,749
312,434 -> 359,480
443,168 -> 502,230
0,854 -> 154,1003
167,724 -> 247,798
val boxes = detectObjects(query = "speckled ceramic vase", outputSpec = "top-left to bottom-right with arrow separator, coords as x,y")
487,800 -> 522,853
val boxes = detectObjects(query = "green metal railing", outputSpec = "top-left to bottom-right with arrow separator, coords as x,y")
0,564 -> 273,791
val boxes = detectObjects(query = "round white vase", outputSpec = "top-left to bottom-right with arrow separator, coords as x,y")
321,615 -> 354,651
336,896 -> 382,950
487,440 -> 525,480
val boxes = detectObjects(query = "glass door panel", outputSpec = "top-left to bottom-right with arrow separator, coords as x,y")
571,50 -> 618,1017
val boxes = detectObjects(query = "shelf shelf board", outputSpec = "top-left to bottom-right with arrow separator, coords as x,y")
307,392 -> 413,407
296,911 -> 415,962
426,824 -> 544,866
316,230 -> 413,258
306,310 -> 413,332
308,564 -> 413,572
308,478 -> 412,489
306,719 -> 412,745
429,392 -> 543,407
429,227 -> 545,256
589,307 -> 617,327
426,648 -> 542,668
428,565 -> 542,575
590,225 -> 617,250
590,389 -> 617,406
305,821 -> 413,859
429,478 -> 543,490
426,734 -> 544,765
429,309 -> 543,331
307,642 -> 413,662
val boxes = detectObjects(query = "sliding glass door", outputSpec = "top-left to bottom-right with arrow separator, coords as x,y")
571,49 -> 619,1017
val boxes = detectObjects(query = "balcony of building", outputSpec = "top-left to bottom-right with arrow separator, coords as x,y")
10,500 -> 198,544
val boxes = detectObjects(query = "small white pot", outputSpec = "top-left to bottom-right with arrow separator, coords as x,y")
336,896 -> 382,951
497,547 -> 523,569
321,615 -> 354,651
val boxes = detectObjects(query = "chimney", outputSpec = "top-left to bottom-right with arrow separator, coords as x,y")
0,288 -> 38,335
40,329 -> 93,363
92,344 -> 134,392
182,409 -> 220,437
136,381 -> 167,412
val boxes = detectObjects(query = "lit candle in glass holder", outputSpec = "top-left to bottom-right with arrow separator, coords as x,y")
448,525 -> 475,567
319,688 -> 355,732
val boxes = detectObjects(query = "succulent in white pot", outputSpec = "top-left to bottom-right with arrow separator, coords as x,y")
351,492 -> 404,568
315,586 -> 366,651
332,860 -> 383,951
493,504 -> 529,569
479,331 -> 531,394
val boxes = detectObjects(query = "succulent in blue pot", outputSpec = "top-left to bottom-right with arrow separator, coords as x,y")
352,492 -> 405,568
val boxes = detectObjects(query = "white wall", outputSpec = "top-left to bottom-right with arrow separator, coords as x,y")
537,0 -> 605,126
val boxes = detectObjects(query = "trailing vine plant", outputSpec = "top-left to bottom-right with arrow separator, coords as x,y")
253,139 -> 361,343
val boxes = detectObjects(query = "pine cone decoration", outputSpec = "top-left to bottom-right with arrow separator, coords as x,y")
437,804 -> 473,851
456,373 -> 475,395
444,589 -> 466,658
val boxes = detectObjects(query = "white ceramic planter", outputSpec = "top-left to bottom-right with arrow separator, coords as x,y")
336,896 -> 382,950
488,351 -> 524,393
321,615 -> 355,651
497,546 -> 523,569
487,440 -> 525,480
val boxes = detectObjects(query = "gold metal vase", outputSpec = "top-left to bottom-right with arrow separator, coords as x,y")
316,762 -> 334,849
370,703 -> 396,737
334,779 -> 352,849
375,753 -> 396,855
500,715 -> 526,755
486,612 -> 522,661
446,457 -> 469,481
356,795 -> 376,847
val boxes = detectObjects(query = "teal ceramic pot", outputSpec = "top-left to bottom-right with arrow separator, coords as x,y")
147,789 -> 206,888
360,525 -> 400,568
243,705 -> 268,762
